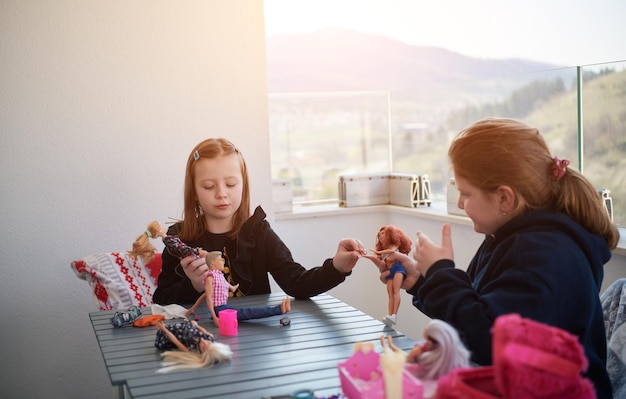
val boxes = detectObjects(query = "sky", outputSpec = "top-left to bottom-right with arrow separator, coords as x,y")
264,0 -> 626,67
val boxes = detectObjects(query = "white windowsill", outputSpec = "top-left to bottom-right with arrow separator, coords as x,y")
275,201 -> 626,257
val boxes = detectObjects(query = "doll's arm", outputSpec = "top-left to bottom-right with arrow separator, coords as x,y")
155,321 -> 189,352
191,321 -> 213,337
229,283 -> 240,293
185,293 -> 206,319
407,343 -> 427,363
376,246 -> 398,255
204,276 -> 220,327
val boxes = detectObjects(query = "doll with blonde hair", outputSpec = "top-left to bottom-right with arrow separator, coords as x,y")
405,319 -> 470,380
367,225 -> 412,326
154,319 -> 232,373
381,318 -> 470,381
129,221 -> 202,264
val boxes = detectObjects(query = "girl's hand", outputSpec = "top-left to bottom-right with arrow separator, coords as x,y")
413,224 -> 454,277
332,238 -> 367,274
180,254 -> 209,292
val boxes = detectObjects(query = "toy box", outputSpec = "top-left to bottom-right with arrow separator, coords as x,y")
339,173 -> 389,207
389,173 -> 432,208
339,173 -> 431,208
338,344 -> 423,399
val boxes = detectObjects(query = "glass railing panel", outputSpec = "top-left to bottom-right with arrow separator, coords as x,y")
268,90 -> 390,202
581,61 -> 626,227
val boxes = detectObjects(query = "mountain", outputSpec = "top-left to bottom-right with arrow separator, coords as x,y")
266,28 -> 565,93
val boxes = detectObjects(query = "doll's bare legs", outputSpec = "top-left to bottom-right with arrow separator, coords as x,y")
380,335 -> 404,353
384,272 -> 404,325
387,280 -> 395,316
390,272 -> 403,314
280,297 -> 291,314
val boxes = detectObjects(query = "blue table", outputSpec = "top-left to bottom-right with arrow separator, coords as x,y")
90,293 -> 416,399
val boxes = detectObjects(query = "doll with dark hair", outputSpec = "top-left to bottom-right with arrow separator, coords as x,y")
154,319 -> 232,373
367,225 -> 412,326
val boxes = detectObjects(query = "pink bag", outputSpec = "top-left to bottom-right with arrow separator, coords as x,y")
437,314 -> 596,399
436,367 -> 500,399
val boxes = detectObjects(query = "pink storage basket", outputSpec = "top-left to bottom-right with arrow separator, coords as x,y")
338,345 -> 423,399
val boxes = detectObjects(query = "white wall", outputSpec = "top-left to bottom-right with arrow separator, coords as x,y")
0,1 -> 271,398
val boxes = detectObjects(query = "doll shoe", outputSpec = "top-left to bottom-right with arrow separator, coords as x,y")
383,314 -> 397,326
110,306 -> 143,328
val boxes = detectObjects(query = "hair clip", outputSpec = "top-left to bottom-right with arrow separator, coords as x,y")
145,230 -> 152,238
552,156 -> 570,181
193,150 -> 200,161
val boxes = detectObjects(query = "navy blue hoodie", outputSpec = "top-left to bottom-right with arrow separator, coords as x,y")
408,209 -> 612,399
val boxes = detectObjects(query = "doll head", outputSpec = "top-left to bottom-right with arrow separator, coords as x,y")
375,225 -> 412,255
128,220 -> 163,264
205,251 -> 225,271
179,138 -> 251,242
418,319 -> 470,380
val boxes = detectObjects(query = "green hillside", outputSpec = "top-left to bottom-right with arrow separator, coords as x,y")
447,69 -> 626,226
530,70 -> 626,227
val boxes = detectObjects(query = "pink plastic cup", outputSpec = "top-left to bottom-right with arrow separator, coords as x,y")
218,309 -> 238,336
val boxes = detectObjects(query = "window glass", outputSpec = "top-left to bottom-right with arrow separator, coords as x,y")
268,91 -> 390,203
581,61 -> 626,228
269,64 -> 623,227
387,67 -> 579,200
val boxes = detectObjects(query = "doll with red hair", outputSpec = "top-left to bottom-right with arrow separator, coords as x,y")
367,225 -> 412,326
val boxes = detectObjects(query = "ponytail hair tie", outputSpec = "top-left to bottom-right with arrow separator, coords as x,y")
145,230 -> 152,238
552,156 -> 570,181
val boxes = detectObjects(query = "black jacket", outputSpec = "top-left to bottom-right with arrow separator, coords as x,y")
153,206 -> 348,305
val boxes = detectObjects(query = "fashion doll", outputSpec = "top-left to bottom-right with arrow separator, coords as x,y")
154,319 -> 232,373
406,319 -> 470,380
129,221 -> 202,264
369,225 -> 412,326
382,319 -> 470,381
185,251 -> 291,327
